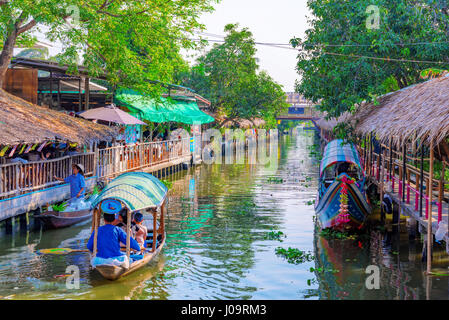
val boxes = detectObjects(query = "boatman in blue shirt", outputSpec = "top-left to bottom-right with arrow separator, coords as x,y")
54,164 -> 86,200
87,211 -> 143,259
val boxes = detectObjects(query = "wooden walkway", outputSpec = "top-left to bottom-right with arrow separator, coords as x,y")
0,137 -> 194,225
366,153 -> 449,253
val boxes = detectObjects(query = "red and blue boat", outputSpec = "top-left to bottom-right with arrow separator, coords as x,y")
315,139 -> 371,229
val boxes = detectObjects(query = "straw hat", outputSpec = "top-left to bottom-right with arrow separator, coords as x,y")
74,163 -> 84,174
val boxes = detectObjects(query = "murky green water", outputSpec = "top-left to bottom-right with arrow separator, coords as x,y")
1,127 -> 449,300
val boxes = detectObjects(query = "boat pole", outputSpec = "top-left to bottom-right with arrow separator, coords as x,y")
126,209 -> 131,265
93,209 -> 99,257
160,200 -> 165,239
427,140 -> 434,275
152,208 -> 158,253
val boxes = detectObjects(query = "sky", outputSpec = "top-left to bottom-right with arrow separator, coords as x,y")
186,0 -> 311,92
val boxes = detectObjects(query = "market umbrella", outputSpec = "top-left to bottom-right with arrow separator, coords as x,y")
79,104 -> 146,125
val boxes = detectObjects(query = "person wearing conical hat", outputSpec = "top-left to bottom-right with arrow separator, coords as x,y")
54,163 -> 86,200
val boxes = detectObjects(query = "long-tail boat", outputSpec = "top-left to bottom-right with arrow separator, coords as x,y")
315,139 -> 371,229
89,172 -> 168,281
34,209 -> 92,229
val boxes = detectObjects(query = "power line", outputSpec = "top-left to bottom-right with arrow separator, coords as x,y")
191,37 -> 449,64
195,31 -> 449,48
322,51 -> 448,65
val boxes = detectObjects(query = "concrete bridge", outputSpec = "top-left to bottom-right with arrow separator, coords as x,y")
276,105 -> 321,123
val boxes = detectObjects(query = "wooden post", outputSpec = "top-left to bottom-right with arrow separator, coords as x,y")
152,208 -> 158,252
49,70 -> 53,107
438,162 -> 445,222
126,209 -> 131,265
93,209 -> 99,257
389,139 -> 393,182
363,136 -> 368,173
380,148 -> 386,222
84,77 -> 90,111
402,144 -> 406,202
78,77 -> 82,112
427,141 -> 434,274
370,134 -> 374,177
160,201 -> 165,237
420,143 -> 424,217
57,78 -> 61,109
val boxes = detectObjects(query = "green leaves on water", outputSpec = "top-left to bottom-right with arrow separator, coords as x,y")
306,200 -> 316,206
319,228 -> 357,240
264,231 -> 286,242
275,247 -> 314,264
267,176 -> 284,184
310,267 -> 339,274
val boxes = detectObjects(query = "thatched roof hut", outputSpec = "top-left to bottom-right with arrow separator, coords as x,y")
0,89 -> 116,146
353,73 -> 449,147
315,111 -> 351,132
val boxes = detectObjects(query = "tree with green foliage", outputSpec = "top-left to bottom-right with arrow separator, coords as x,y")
291,0 -> 449,119
0,0 -> 217,96
177,23 -> 288,128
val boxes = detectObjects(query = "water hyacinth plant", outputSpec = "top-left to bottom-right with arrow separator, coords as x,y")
275,247 -> 314,264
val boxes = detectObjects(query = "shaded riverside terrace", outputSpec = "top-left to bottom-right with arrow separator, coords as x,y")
315,73 -> 449,274
0,58 -> 215,230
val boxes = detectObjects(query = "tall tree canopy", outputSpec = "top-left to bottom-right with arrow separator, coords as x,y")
177,23 -> 288,128
0,0 -> 217,96
292,0 -> 449,118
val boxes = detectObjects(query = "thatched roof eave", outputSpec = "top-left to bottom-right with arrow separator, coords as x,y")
0,89 -> 117,146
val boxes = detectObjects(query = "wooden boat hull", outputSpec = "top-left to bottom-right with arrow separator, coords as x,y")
94,234 -> 166,281
315,177 -> 371,229
34,209 -> 92,229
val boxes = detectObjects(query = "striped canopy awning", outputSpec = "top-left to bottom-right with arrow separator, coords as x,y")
319,139 -> 362,177
92,172 -> 168,212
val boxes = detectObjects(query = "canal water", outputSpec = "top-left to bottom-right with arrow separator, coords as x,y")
1,127 -> 449,300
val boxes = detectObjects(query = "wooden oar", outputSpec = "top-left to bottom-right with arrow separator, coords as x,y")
37,248 -> 90,255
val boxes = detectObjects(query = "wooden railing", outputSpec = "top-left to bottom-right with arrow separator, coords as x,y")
359,141 -> 448,224
0,153 -> 95,200
97,138 -> 191,180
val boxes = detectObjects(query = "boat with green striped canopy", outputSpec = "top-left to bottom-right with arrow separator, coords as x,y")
89,172 -> 168,280
315,139 -> 371,230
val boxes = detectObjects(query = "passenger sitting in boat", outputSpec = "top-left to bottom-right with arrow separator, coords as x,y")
54,164 -> 86,201
115,209 -> 133,232
133,212 -> 147,248
87,212 -> 143,259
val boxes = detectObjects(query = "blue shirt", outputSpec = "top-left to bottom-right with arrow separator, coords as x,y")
64,173 -> 86,199
87,224 -> 141,259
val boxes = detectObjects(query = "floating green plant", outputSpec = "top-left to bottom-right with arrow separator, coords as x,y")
310,267 -> 339,274
267,177 -> 284,184
264,231 -> 286,242
320,228 -> 357,240
275,247 -> 314,264
306,200 -> 315,206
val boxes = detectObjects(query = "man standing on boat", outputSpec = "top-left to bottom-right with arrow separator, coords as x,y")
87,212 -> 143,259
53,164 -> 86,201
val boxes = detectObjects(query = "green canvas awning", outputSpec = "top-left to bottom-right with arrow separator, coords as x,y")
114,89 -> 215,125
92,172 -> 168,211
